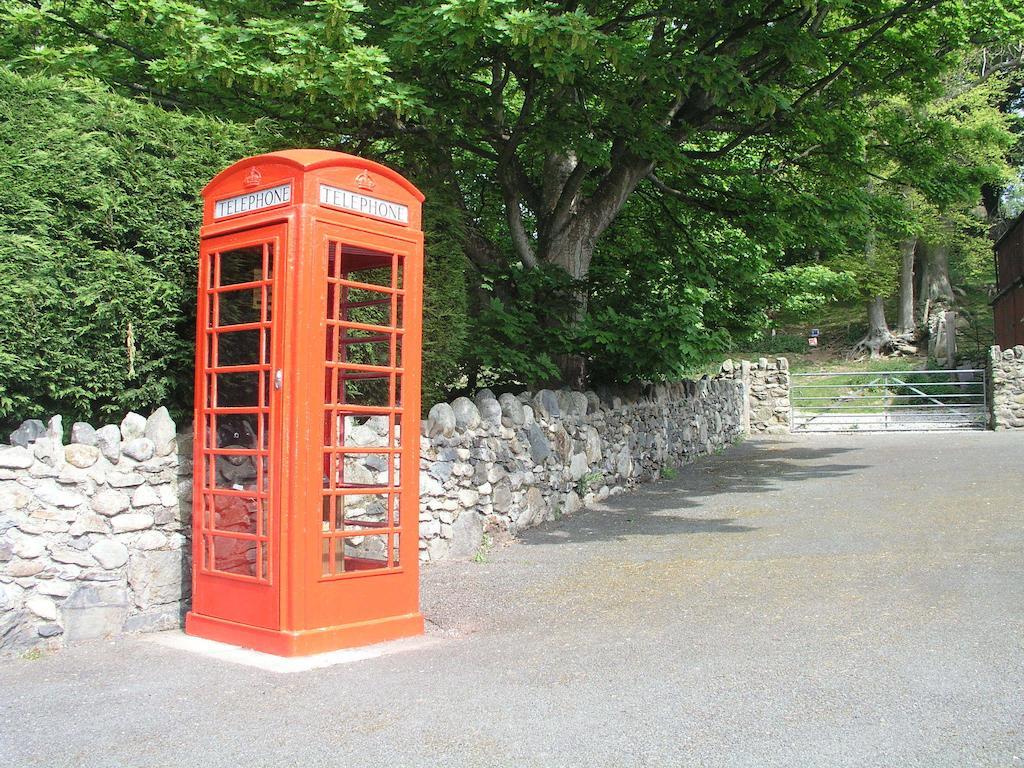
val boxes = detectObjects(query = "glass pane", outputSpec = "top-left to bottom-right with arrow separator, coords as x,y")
219,246 -> 263,286
217,329 -> 261,367
337,534 -> 388,572
391,533 -> 400,567
339,330 -> 392,368
333,454 -> 384,488
338,372 -> 392,408
339,415 -> 390,447
342,245 -> 391,282
335,492 -> 389,530
211,535 -> 257,577
210,494 -> 258,534
340,284 -> 390,306
215,372 -> 259,408
218,287 -> 262,327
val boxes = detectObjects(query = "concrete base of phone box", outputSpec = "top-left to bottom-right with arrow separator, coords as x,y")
185,611 -> 425,657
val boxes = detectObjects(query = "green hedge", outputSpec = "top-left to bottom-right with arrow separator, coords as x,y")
0,69 -> 469,430
0,69 -> 277,431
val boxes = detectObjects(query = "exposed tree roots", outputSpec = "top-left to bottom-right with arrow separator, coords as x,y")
850,329 -> 919,360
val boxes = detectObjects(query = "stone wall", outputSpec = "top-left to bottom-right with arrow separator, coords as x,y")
1,362 -> 761,652
988,345 -> 1024,429
719,356 -> 791,434
1,410 -> 189,652
416,375 -> 745,562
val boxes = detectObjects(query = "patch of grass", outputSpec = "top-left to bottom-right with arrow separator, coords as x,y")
471,533 -> 494,564
21,648 -> 43,661
575,470 -> 604,496
660,466 -> 679,480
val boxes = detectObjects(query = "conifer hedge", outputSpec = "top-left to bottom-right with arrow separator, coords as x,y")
0,69 -> 468,431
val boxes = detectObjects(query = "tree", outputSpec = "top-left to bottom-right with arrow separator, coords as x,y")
5,0 -> 1017,384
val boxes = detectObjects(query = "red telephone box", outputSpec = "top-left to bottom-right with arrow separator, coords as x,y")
185,150 -> 425,656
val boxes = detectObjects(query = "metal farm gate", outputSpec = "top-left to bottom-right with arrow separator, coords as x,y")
790,369 -> 988,433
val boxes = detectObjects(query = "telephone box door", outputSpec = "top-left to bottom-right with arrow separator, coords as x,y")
192,224 -> 284,629
301,220 -> 422,631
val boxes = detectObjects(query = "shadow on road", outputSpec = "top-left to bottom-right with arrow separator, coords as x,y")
519,442 -> 866,547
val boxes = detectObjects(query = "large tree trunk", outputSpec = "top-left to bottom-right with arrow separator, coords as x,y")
535,151 -> 653,386
917,235 -> 956,355
858,296 -> 893,358
920,240 -> 955,308
896,237 -> 917,334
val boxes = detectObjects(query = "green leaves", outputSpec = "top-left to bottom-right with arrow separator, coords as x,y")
0,69 -> 276,430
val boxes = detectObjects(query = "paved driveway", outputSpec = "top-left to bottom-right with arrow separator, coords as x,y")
2,433 -> 1022,767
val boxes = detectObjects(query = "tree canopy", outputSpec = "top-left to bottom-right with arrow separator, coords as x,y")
2,0 -> 1023,393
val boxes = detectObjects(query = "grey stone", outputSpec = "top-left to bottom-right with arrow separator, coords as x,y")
550,425 -> 573,459
144,407 -> 177,457
0,446 -> 34,469
584,426 -> 603,463
492,483 -> 513,514
34,484 -> 85,508
95,425 -> 121,464
451,397 -> 481,431
108,471 -> 145,488
458,488 -> 480,508
123,606 -> 182,634
526,423 -> 551,463
62,584 -> 128,642
37,580 -> 74,598
428,461 -> 453,482
130,484 -> 161,508
90,540 -> 129,569
123,438 -> 155,462
37,623 -> 63,638
128,550 -> 184,609
569,452 -> 590,481
135,530 -> 167,550
33,437 -> 64,469
474,388 -> 497,404
111,513 -> 155,533
498,393 -> 526,426
563,490 -> 583,516
6,559 -> 45,577
50,546 -> 96,567
92,489 -> 130,517
448,510 -> 484,559
534,390 -> 560,419
26,595 -> 57,620
478,398 -> 503,426
70,422 -> 98,446
120,412 -> 147,441
0,485 -> 31,514
12,536 -> 45,559
47,415 -> 63,445
64,443 -> 100,469
426,403 -> 457,438
9,419 -> 46,448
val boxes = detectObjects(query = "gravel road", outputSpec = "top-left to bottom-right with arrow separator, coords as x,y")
1,432 -> 1022,767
